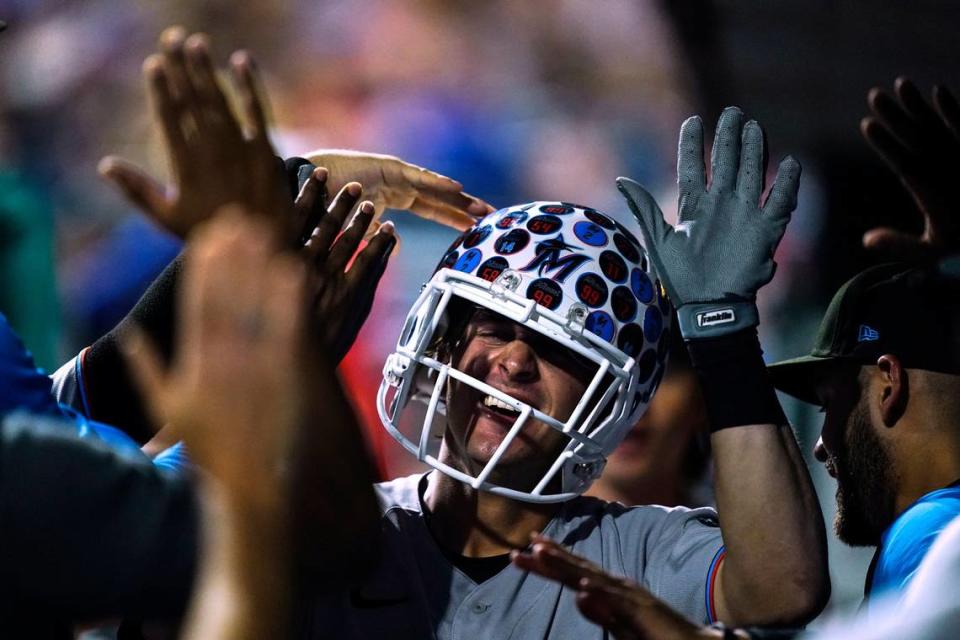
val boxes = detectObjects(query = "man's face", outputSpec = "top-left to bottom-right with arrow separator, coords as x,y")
815,365 -> 898,546
443,308 -> 597,485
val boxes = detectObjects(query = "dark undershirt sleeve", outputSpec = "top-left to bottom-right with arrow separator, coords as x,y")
0,414 -> 199,620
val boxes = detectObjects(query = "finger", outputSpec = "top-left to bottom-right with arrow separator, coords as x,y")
307,182 -> 362,262
709,106 -> 744,193
398,160 -> 464,192
868,87 -> 924,151
159,26 -> 200,118
576,589 -> 640,640
184,33 -> 239,133
347,221 -> 397,288
616,177 -> 671,242
860,116 -> 917,176
98,156 -> 171,225
933,85 -> 960,139
294,167 -> 329,246
862,227 -> 930,259
736,119 -> 766,204
144,55 -> 189,160
895,77 -> 941,130
120,325 -> 169,430
676,115 -> 706,202
408,196 -> 477,231
230,50 -> 270,149
762,155 -> 801,224
328,200 -> 376,273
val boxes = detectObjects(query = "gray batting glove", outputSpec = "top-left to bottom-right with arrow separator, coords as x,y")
617,106 -> 801,340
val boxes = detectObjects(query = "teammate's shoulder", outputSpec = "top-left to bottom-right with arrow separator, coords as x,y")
373,473 -> 426,515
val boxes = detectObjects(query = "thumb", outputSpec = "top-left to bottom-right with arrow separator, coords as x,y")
120,325 -> 170,432
99,156 -> 172,228
616,177 -> 670,243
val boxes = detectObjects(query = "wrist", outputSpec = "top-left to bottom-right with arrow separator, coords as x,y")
676,301 -> 758,340
686,329 -> 787,431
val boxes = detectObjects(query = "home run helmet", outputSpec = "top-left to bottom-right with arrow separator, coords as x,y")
377,202 -> 672,502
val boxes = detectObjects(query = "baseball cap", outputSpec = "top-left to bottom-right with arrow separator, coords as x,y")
768,263 -> 960,405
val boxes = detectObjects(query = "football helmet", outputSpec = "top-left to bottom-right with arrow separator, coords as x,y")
377,202 -> 672,502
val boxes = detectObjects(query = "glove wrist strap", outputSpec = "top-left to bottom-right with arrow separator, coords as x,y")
686,328 -> 787,432
676,301 -> 758,340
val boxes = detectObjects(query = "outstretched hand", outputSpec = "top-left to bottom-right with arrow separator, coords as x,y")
305,149 -> 494,232
299,176 -> 398,362
617,107 -> 801,339
512,535 -> 712,640
860,77 -> 960,260
100,27 -> 303,244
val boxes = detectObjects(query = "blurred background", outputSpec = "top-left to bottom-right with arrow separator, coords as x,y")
0,0 -> 957,624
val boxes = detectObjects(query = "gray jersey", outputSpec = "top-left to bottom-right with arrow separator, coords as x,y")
52,353 -> 726,638
303,472 -> 724,640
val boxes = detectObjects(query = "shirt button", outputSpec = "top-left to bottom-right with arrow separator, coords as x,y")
471,602 -> 490,614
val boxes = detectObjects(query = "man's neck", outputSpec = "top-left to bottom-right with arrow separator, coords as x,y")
423,471 -> 560,557
893,431 -> 960,517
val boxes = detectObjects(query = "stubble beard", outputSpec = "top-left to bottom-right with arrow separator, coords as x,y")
833,400 -> 898,547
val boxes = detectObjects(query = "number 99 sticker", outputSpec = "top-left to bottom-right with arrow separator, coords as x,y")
526,278 -> 563,310
575,273 -> 609,308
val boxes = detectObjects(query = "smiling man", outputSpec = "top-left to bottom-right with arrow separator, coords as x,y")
769,263 -> 960,607
308,107 -> 830,639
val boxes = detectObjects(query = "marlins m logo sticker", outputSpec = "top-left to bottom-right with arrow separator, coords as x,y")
519,234 -> 591,283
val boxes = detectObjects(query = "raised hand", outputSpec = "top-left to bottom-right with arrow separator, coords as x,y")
617,107 -> 800,340
100,27 -> 301,243
861,77 -> 960,260
512,536 -> 708,640
305,149 -> 494,232
299,177 -> 398,362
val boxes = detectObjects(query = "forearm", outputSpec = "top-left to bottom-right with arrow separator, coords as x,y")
82,254 -> 183,444
690,330 -> 828,624
712,425 -> 828,624
182,484 -> 291,640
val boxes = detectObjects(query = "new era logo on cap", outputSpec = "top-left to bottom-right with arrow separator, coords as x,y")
858,324 -> 879,342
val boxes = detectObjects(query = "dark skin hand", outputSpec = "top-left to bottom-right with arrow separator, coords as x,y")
860,77 -> 960,260
99,27 -> 306,245
102,27 -> 397,361
512,535 -> 729,640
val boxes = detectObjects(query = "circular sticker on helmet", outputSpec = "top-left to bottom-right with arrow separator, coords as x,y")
463,225 -> 492,248
527,214 -> 563,235
584,209 -> 616,229
614,233 -> 641,263
494,228 -> 530,255
617,323 -> 644,358
477,256 -> 509,282
441,250 -> 459,269
599,250 -> 628,283
496,211 -> 528,229
637,349 -> 657,384
630,268 -> 654,303
453,248 -> 482,273
585,311 -> 615,342
614,222 -> 642,247
539,203 -> 574,215
611,286 -> 637,322
576,273 -> 609,308
643,305 -> 663,342
526,278 -> 563,310
573,221 -> 608,247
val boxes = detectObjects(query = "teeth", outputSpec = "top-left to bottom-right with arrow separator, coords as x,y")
484,395 -> 519,412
